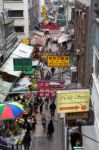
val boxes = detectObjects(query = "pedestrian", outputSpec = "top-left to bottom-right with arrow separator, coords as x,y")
47,120 -> 55,140
23,131 -> 31,150
41,68 -> 45,80
38,97 -> 44,113
49,102 -> 56,117
51,67 -> 55,76
45,97 -> 49,110
45,71 -> 51,80
42,115 -> 46,131
32,115 -> 37,131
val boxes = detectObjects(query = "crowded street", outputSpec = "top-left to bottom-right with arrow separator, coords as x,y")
0,0 -> 98,150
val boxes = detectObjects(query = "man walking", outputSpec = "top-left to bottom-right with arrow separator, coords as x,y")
49,102 -> 56,117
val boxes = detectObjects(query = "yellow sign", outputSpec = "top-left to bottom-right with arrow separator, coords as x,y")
42,5 -> 46,24
21,39 -> 29,45
47,55 -> 70,67
57,89 -> 90,113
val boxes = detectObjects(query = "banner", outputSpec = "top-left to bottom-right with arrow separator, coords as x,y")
57,89 -> 90,113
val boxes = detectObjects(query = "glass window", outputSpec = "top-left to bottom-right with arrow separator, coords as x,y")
95,24 -> 99,51
5,22 -> 15,38
8,10 -> 23,17
15,26 -> 24,33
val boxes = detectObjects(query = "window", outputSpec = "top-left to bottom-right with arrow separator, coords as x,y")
5,22 -> 15,38
4,0 -> 22,1
95,55 -> 99,78
15,26 -> 24,33
95,24 -> 99,51
8,10 -> 23,17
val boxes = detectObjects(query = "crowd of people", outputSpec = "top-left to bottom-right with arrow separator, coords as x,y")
21,95 -> 56,149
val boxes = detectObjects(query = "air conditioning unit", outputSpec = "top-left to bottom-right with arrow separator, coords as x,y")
0,54 -> 4,64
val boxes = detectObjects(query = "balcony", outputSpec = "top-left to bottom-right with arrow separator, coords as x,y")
4,0 -> 23,3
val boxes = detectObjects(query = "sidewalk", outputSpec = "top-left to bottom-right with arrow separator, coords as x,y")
30,108 -> 64,150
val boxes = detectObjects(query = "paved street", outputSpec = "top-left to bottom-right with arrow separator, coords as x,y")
30,111 -> 64,150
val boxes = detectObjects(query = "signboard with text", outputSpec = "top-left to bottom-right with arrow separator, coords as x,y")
57,89 -> 90,113
13,58 -> 32,71
37,80 -> 65,97
42,5 -> 46,24
47,55 -> 70,67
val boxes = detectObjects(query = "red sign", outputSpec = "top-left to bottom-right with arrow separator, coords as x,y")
37,91 -> 55,97
42,24 -> 60,30
37,80 -> 64,90
37,80 -> 65,97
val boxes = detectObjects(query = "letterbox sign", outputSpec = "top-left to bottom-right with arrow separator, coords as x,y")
47,55 -> 70,67
13,58 -> 32,71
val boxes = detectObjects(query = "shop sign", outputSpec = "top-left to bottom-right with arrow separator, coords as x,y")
42,24 -> 60,29
57,89 -> 90,113
37,91 -> 55,97
21,39 -> 30,45
66,112 -> 88,121
13,58 -> 32,71
37,80 -> 65,97
37,80 -> 64,90
42,5 -> 46,24
47,55 -> 70,67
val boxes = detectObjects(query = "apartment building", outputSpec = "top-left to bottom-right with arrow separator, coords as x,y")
0,0 -> 18,65
4,0 -> 34,40
73,0 -> 96,88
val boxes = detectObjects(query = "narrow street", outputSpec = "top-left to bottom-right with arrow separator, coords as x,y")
30,40 -> 64,150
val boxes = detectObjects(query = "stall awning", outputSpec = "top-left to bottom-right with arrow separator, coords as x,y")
24,68 -> 35,75
0,43 -> 34,77
0,80 -> 13,102
12,43 -> 33,58
32,60 -> 39,67
11,77 -> 31,92
58,34 -> 70,43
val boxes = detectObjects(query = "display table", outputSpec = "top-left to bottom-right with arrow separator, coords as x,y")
2,130 -> 26,149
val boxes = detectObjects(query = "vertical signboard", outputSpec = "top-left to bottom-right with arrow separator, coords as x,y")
42,5 -> 46,24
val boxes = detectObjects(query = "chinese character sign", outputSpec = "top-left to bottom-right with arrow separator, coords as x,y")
47,55 -> 70,67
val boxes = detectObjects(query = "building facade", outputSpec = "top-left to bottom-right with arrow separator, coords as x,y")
82,2 -> 99,149
73,0 -> 96,88
4,0 -> 34,40
0,0 -> 18,65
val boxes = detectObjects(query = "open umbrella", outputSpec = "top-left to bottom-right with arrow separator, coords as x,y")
0,101 -> 24,121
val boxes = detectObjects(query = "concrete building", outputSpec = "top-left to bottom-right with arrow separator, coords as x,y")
82,1 -> 99,150
32,0 -> 39,27
73,0 -> 96,88
0,0 -> 18,65
4,0 -> 34,40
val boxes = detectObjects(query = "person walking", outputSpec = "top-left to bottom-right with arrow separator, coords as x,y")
47,120 -> 55,140
45,97 -> 49,110
51,67 -> 55,76
32,115 -> 37,131
23,131 -> 31,150
39,97 -> 44,114
49,102 -> 56,117
42,115 -> 46,131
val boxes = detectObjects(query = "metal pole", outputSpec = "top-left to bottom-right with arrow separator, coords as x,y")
64,115 -> 67,150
